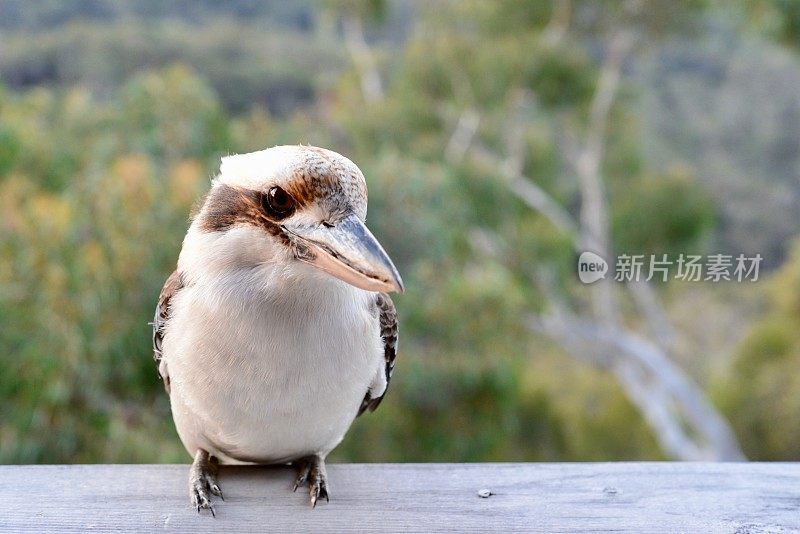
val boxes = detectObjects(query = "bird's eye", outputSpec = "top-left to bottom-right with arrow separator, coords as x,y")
264,186 -> 296,217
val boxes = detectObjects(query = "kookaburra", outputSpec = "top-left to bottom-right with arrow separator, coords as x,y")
152,145 -> 403,513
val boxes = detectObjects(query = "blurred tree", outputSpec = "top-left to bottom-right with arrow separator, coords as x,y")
700,0 -> 800,462
0,67 -> 224,463
741,0 -> 800,48
717,239 -> 800,459
0,12 -> 347,115
321,0 -> 388,103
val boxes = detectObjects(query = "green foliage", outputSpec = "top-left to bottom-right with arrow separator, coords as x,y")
119,65 -> 231,161
612,168 -> 716,257
716,239 -> 800,460
743,0 -> 800,50
0,67 -> 224,462
0,16 -> 345,116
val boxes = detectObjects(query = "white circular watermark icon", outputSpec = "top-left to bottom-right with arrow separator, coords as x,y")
577,251 -> 608,284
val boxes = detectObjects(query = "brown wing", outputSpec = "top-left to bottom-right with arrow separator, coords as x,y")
358,292 -> 398,416
152,270 -> 184,394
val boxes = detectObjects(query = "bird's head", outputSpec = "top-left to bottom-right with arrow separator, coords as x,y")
188,145 -> 404,294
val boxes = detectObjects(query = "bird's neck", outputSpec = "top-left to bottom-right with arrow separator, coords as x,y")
177,223 -> 370,307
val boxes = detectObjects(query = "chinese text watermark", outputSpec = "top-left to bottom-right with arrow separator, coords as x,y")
578,253 -> 762,284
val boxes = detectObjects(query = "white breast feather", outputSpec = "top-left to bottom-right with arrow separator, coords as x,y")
162,223 -> 385,464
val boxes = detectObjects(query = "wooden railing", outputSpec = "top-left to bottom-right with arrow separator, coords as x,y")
2,463 -> 797,532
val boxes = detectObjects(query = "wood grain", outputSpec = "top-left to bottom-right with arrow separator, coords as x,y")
1,463 -> 798,533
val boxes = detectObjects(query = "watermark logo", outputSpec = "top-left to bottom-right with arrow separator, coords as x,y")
577,251 -> 608,284
577,252 -> 763,284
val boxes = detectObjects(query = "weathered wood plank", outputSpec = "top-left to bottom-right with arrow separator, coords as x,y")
0,463 -> 798,533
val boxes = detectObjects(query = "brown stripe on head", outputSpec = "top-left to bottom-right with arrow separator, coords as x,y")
197,183 -> 286,241
284,148 -> 368,222
282,168 -> 331,210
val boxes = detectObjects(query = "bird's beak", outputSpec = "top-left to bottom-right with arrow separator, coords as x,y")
286,213 -> 405,294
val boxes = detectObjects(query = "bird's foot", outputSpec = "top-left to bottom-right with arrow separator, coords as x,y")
293,455 -> 329,507
189,449 -> 223,517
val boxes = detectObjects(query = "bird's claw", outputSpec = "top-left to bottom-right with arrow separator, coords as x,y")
310,480 -> 329,508
293,463 -> 309,493
189,450 -> 222,517
192,486 -> 216,517
294,455 -> 329,507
